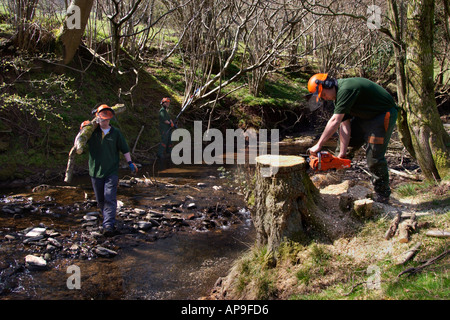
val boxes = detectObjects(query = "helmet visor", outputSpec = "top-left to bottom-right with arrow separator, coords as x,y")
98,109 -> 114,120
312,85 -> 323,103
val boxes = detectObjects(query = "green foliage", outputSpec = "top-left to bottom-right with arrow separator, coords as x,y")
310,243 -> 332,266
394,180 -> 447,198
396,183 -> 419,197
385,265 -> 450,299
235,246 -> 278,299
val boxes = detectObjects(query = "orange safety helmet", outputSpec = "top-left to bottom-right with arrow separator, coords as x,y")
307,73 -> 336,102
161,97 -> 171,105
96,104 -> 115,120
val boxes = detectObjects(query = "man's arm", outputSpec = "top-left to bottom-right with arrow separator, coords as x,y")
338,119 -> 351,158
124,152 -> 132,163
309,113 -> 345,154
124,152 -> 138,173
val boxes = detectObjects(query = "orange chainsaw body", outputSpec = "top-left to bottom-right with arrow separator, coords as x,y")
309,151 -> 351,171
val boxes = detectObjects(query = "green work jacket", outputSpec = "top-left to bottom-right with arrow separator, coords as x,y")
335,78 -> 397,120
87,126 -> 130,178
159,107 -> 171,133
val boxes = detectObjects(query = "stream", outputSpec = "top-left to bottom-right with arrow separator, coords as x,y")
0,160 -> 256,300
0,141 -> 310,300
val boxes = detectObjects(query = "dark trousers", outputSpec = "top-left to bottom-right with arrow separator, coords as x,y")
158,128 -> 172,158
91,175 -> 119,228
337,106 -> 398,197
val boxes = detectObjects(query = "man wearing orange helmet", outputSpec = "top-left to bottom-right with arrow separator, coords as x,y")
158,97 -> 175,159
307,74 -> 399,203
87,104 -> 138,236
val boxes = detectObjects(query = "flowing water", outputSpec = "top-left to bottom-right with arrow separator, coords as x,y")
0,141 -> 310,300
0,160 -> 255,300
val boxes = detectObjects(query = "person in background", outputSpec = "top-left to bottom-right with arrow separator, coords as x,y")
307,74 -> 399,204
86,104 -> 138,236
158,97 -> 175,159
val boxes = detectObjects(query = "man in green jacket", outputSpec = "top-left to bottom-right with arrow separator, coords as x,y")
158,97 -> 175,159
307,74 -> 399,203
87,104 -> 138,236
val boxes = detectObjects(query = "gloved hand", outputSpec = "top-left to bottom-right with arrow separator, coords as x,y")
80,120 -> 90,130
170,120 -> 177,129
128,161 -> 138,174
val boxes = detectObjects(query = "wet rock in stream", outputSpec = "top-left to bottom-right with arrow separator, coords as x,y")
93,246 -> 118,258
25,255 -> 47,270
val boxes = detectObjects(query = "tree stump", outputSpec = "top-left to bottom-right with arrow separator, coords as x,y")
252,155 -> 358,252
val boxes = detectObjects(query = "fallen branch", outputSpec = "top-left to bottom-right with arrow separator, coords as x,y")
32,184 -> 80,192
398,249 -> 450,277
343,281 -> 366,296
396,242 -> 422,265
384,210 -> 402,240
389,168 -> 422,181
398,213 -> 417,243
426,230 -> 450,238
132,125 -> 145,154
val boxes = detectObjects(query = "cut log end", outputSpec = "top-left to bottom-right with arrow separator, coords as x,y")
255,155 -> 306,177
255,154 -> 306,168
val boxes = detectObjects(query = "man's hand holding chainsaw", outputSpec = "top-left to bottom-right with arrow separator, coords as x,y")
309,113 -> 350,159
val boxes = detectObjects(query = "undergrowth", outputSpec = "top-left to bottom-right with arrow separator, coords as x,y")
227,193 -> 449,300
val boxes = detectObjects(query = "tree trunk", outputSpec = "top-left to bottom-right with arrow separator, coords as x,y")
404,0 -> 450,180
252,155 -> 358,252
387,0 -> 414,157
15,0 -> 39,50
59,0 -> 94,64
110,21 -> 121,66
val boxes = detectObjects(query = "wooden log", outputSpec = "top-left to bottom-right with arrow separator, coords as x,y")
252,154 -> 359,252
425,230 -> 450,238
398,213 -> 417,243
385,210 -> 402,240
398,249 -> 450,277
64,146 -> 79,184
64,104 -> 126,183
396,242 -> 422,265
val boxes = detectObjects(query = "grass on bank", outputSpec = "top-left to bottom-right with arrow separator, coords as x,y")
228,181 -> 450,300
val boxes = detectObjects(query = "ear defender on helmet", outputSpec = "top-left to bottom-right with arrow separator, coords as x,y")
315,77 -> 336,89
308,73 -> 337,103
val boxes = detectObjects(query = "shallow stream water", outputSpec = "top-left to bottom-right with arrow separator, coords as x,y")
0,160 -> 255,300
0,142 -> 309,300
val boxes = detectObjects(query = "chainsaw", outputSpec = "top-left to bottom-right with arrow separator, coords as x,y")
306,151 -> 351,172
